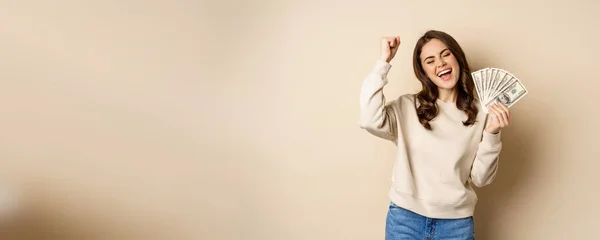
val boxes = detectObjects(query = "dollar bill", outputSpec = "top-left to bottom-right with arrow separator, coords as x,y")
484,79 -> 528,111
488,70 -> 511,101
483,68 -> 490,100
486,68 -> 495,99
472,68 -> 487,107
473,70 -> 483,98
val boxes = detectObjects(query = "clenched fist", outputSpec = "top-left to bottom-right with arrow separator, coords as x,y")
381,36 -> 401,63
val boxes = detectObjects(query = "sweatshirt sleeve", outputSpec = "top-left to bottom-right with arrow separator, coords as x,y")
470,130 -> 503,187
358,60 -> 398,142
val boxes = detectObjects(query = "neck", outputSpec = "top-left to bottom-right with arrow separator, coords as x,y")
438,88 -> 457,103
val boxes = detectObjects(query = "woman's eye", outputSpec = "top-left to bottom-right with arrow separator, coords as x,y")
426,61 -> 434,64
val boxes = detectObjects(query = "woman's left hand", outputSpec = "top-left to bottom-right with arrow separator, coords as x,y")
485,103 -> 511,134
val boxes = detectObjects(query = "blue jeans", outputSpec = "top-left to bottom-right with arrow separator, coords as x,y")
385,201 -> 475,240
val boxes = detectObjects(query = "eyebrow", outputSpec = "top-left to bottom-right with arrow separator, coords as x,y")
423,48 -> 450,62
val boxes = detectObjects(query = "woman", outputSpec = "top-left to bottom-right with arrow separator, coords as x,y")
358,30 -> 510,239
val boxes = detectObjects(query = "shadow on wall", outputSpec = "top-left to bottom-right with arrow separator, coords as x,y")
0,180 -> 179,239
466,45 -> 542,239
472,108 -> 539,238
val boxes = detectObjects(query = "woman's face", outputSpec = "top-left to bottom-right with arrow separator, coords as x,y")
420,39 -> 460,91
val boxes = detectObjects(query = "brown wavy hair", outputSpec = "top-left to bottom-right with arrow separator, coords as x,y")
412,30 -> 479,130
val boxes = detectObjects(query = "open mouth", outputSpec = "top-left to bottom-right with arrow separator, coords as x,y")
437,69 -> 453,81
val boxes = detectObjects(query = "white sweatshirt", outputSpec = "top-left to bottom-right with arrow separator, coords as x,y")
359,60 -> 503,219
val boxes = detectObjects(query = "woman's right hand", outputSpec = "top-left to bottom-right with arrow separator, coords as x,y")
381,36 -> 401,63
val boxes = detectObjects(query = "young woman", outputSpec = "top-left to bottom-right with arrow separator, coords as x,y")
359,30 -> 510,239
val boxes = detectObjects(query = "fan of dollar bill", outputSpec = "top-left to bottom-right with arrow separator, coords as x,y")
472,67 -> 528,113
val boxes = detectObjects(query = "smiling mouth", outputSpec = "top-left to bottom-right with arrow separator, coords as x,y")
437,69 -> 452,81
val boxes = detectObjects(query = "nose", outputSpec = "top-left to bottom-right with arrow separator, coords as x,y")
437,58 -> 447,68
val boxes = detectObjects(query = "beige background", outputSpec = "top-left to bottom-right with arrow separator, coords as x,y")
0,0 -> 598,239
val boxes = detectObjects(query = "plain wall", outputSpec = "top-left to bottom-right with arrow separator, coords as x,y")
0,0 -> 599,239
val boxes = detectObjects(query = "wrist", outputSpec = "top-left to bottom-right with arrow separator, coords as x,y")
485,128 -> 500,134
482,129 -> 502,149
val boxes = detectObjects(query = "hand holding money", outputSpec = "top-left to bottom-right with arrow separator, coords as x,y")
485,103 -> 511,134
471,67 -> 527,134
